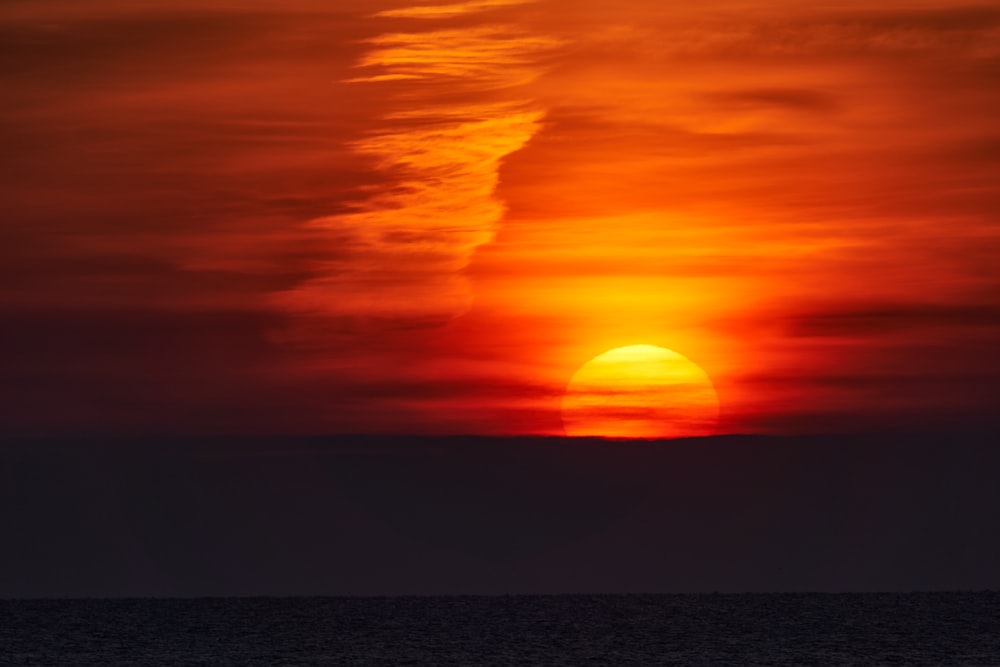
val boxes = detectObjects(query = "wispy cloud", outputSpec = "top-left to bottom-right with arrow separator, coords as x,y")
375,0 -> 531,20
347,26 -> 558,87
277,4 -> 554,336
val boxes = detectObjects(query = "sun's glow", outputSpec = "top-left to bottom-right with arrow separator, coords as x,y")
561,345 -> 720,439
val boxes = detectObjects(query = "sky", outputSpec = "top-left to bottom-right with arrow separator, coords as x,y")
3,0 -> 1000,437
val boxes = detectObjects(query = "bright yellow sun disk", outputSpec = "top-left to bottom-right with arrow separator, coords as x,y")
562,344 -> 720,439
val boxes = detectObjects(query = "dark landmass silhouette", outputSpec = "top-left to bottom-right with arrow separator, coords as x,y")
1,431 -> 999,598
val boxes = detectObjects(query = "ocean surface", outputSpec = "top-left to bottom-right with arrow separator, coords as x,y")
2,593 -> 998,665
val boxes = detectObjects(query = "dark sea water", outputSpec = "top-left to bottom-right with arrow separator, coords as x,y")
2,593 -> 999,665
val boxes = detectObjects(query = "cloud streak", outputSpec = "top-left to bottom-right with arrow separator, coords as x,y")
375,0 -> 532,20
276,4 -> 552,336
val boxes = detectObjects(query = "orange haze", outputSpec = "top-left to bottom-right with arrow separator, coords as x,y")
2,0 -> 999,435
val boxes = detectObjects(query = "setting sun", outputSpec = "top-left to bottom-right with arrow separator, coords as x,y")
561,345 -> 720,439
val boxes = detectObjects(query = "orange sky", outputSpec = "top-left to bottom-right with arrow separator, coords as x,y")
2,0 -> 999,436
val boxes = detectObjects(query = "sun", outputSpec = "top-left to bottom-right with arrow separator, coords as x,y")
561,344 -> 720,439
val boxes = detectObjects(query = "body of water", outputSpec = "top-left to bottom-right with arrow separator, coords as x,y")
2,592 -> 998,665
